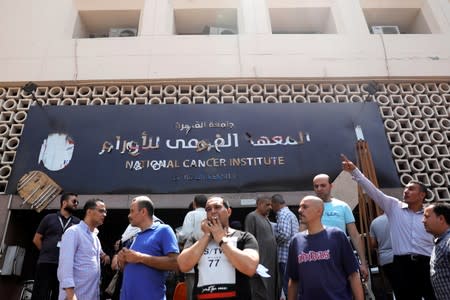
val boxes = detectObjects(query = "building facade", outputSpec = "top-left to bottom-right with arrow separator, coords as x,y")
0,0 -> 449,297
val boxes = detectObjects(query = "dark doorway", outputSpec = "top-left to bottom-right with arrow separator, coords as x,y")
6,206 -> 259,279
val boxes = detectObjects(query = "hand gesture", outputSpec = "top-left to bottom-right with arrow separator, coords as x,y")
201,219 -> 211,235
101,254 -> 111,265
341,154 -> 356,172
207,217 -> 227,243
118,247 -> 143,264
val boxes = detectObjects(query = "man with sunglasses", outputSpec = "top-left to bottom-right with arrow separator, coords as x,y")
31,193 -> 80,300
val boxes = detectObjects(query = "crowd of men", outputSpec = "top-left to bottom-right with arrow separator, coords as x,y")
30,156 -> 450,300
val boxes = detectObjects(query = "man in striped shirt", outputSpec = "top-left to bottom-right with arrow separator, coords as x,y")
423,203 -> 450,300
57,198 -> 108,300
271,194 -> 299,297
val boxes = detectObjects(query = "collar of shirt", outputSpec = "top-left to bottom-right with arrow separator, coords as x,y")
401,205 -> 424,214
57,211 -> 71,220
279,206 -> 289,214
79,220 -> 99,235
195,207 -> 206,212
435,228 -> 450,244
140,222 -> 159,234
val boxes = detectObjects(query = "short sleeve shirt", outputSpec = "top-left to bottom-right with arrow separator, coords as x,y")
120,223 -> 179,300
321,199 -> 355,233
193,230 -> 258,300
36,212 -> 80,264
287,227 -> 359,300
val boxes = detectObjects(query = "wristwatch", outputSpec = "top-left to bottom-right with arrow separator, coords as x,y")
219,236 -> 229,247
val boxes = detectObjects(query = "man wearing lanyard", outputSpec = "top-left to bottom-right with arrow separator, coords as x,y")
341,155 -> 435,300
31,193 -> 80,300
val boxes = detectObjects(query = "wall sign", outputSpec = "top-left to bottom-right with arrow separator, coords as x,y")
7,103 -> 399,194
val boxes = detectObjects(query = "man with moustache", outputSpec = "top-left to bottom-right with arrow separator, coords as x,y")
118,196 -> 179,300
342,154 -> 435,300
178,196 -> 259,299
287,196 -> 364,300
57,198 -> 107,300
422,203 -> 450,300
31,193 -> 80,300
245,195 -> 280,300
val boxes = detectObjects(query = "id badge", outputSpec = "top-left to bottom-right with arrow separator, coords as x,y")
57,241 -> 61,248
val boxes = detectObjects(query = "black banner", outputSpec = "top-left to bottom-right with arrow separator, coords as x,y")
7,103 -> 399,194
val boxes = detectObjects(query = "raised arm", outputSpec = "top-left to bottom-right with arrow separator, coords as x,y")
341,154 -> 398,212
210,217 -> 259,276
177,221 -> 212,272
219,239 -> 259,277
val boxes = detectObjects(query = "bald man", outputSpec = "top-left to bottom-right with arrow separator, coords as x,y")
287,196 -> 363,300
312,173 -> 368,280
118,196 -> 179,300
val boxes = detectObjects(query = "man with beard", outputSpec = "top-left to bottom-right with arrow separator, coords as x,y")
245,195 -> 280,300
31,193 -> 80,300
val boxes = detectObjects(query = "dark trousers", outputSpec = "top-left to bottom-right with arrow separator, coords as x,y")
380,263 -> 396,300
31,263 -> 59,300
279,262 -> 288,297
393,255 -> 436,300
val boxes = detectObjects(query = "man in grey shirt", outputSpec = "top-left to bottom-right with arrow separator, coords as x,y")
369,214 -> 395,298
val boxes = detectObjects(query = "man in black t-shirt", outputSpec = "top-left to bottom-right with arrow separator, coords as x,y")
31,193 -> 80,300
178,196 -> 259,299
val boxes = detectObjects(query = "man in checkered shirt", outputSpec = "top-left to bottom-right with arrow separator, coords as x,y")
271,194 -> 299,297
423,202 -> 450,300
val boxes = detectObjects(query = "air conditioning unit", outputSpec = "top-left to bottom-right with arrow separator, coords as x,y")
88,33 -> 108,39
208,26 -> 237,35
109,28 -> 137,37
0,246 -> 25,276
371,25 -> 400,34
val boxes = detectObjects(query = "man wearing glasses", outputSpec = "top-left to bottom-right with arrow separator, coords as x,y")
57,198 -> 108,300
32,193 -> 80,300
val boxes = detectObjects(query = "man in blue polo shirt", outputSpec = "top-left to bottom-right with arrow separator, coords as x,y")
118,196 -> 179,300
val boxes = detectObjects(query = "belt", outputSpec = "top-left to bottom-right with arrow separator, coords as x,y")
395,254 -> 430,262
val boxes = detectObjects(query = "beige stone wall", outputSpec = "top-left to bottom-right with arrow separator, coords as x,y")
0,81 -> 448,206
0,0 -> 449,82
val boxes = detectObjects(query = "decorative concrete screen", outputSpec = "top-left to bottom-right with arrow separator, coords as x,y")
0,82 -> 448,201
